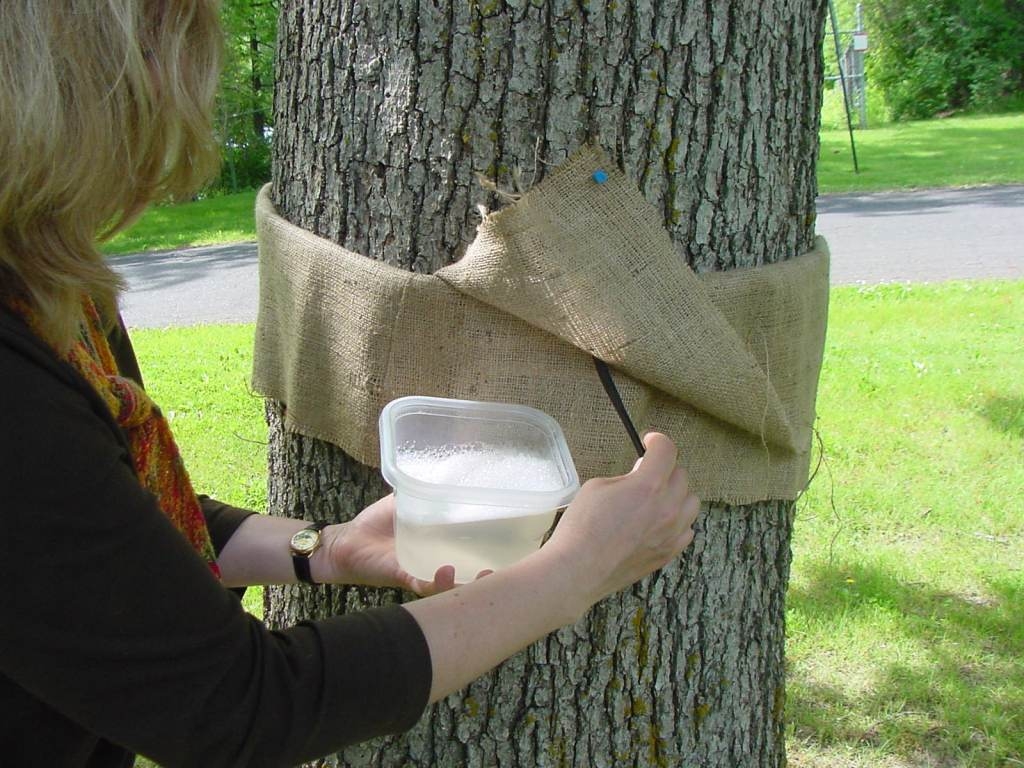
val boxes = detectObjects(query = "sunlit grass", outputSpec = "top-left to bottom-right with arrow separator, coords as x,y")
787,280 -> 1024,767
818,113 -> 1024,193
101,189 -> 259,256
130,324 -> 266,619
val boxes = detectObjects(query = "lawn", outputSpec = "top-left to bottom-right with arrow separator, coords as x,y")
132,279 -> 1024,767
100,189 -> 259,256
130,325 -> 267,617
786,281 -> 1023,767
818,113 -> 1024,194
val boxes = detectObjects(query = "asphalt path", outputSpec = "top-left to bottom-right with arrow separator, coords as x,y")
113,185 -> 1023,328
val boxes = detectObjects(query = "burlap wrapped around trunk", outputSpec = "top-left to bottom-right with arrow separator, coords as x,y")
252,146 -> 829,505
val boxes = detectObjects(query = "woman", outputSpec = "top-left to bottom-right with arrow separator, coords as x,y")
0,2 -> 700,766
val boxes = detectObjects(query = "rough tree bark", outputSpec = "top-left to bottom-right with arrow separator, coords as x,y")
266,2 -> 826,766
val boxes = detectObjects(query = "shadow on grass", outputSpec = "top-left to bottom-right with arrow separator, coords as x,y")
787,560 -> 1024,765
979,395 -> 1024,440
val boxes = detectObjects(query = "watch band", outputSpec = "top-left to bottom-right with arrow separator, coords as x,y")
290,522 -> 328,585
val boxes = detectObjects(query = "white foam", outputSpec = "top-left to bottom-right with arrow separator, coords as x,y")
396,442 -> 563,491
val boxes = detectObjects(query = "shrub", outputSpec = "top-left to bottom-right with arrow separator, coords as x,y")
865,0 -> 1024,120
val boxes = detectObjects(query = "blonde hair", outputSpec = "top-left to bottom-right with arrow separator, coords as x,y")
0,0 -> 223,349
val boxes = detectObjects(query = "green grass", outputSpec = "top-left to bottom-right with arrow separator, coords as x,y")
134,280 -> 1024,766
818,113 -> 1024,193
819,83 -> 894,133
130,324 -> 267,618
788,280 -> 1024,767
100,189 -> 258,256
130,324 -> 266,510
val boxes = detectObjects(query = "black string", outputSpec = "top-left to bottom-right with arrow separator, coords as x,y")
592,356 -> 645,457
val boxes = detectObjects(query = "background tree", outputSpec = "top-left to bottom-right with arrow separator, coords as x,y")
818,0 -> 1024,125
862,0 -> 1024,120
265,2 -> 826,766
214,0 -> 278,192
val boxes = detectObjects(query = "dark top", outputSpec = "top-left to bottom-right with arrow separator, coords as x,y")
0,309 -> 431,767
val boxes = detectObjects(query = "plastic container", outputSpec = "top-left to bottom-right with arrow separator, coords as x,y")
379,396 -> 580,582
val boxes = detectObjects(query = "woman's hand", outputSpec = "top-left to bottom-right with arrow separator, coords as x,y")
315,495 -> 458,597
543,431 -> 701,611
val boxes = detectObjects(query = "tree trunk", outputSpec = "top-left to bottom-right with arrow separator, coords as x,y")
266,2 -> 825,766
250,28 -> 266,139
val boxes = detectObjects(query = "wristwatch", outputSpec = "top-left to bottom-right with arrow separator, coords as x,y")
289,522 -> 329,585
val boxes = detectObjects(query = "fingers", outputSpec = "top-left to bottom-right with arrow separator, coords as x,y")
680,489 -> 700,527
665,462 -> 689,497
629,432 -> 678,483
406,565 -> 456,597
676,526 -> 696,552
432,564 -> 457,592
406,564 -> 494,598
666,465 -> 700,535
666,466 -> 700,523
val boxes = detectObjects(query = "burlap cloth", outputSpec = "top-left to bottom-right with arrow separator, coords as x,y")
252,146 -> 829,504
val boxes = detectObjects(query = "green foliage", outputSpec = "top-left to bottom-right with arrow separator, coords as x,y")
211,0 -> 278,194
820,82 -> 892,131
864,0 -> 1024,120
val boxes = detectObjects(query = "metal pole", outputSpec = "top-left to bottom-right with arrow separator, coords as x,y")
828,0 -> 859,173
855,3 -> 868,128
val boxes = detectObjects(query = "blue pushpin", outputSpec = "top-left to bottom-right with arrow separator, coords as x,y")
592,169 -> 609,184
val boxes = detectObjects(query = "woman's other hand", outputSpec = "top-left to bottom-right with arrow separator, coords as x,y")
317,495 -> 458,597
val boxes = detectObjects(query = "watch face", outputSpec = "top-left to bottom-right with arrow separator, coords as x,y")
291,528 -> 320,555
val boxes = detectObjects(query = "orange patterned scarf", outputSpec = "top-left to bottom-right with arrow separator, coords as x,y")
14,296 -> 220,577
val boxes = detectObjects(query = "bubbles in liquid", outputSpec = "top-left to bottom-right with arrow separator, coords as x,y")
395,442 -> 563,491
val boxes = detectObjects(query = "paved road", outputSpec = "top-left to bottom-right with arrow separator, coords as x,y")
115,242 -> 259,328
113,185 -> 1024,328
817,184 -> 1022,285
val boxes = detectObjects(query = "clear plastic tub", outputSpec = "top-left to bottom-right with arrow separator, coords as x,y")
379,396 -> 580,582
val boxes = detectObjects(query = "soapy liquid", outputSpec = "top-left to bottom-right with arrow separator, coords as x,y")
394,442 -> 564,581
395,508 -> 557,582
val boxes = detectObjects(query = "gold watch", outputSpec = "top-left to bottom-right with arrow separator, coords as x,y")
289,522 -> 328,584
